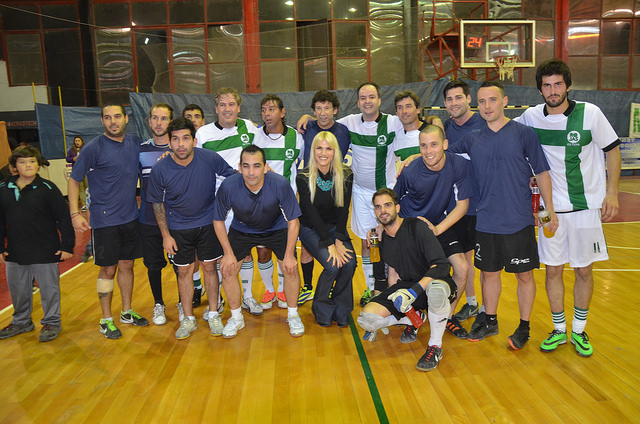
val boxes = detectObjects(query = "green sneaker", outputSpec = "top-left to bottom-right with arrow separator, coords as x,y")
120,310 -> 149,327
571,331 -> 593,357
540,329 -> 567,352
99,319 -> 122,339
359,289 -> 374,307
298,288 -> 314,305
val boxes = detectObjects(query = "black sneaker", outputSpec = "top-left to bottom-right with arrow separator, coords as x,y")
0,321 -> 35,339
120,310 -> 149,326
470,311 -> 486,333
39,324 -> 62,342
467,319 -> 498,342
446,317 -> 469,339
80,252 -> 91,263
99,320 -> 122,339
416,345 -> 443,371
452,303 -> 480,322
192,287 -> 202,308
507,325 -> 530,350
400,310 -> 425,343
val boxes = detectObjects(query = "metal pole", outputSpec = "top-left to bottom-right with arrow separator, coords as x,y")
59,86 -> 67,154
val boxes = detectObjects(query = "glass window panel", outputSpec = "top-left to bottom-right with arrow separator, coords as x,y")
135,29 -> 169,93
5,33 -> 45,85
601,56 -> 629,88
209,63 -> 246,92
208,24 -> 244,63
522,21 -> 555,87
1,5 -> 39,30
259,0 -> 294,20
169,0 -> 204,24
369,0 -> 403,20
333,0 -> 368,20
602,0 -> 634,17
296,0 -> 331,20
568,56 -> 598,89
41,4 -> 78,29
602,20 -> 631,54
259,22 -> 295,59
633,56 -> 640,88
93,3 -> 130,27
370,19 -> 404,85
207,0 -> 243,22
635,22 -> 640,54
569,0 -> 600,18
335,22 -> 367,57
302,58 -> 329,91
94,28 -> 134,105
522,0 -> 555,18
336,58 -> 367,89
132,1 -> 167,26
568,19 -> 600,55
260,60 -> 296,93
487,0 -> 521,19
172,28 -> 205,65
174,64 -> 207,93
44,30 -> 84,105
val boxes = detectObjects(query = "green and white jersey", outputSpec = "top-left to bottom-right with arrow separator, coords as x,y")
516,101 -> 618,212
392,120 -> 428,161
196,118 -> 259,190
337,113 -> 403,190
252,125 -> 304,193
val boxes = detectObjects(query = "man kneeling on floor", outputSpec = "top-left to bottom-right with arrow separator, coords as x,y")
357,188 -> 456,371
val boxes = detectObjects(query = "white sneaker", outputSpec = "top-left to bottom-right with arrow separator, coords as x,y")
202,306 -> 210,322
209,314 -> 223,336
177,302 -> 184,322
242,297 -> 263,316
175,318 -> 197,340
222,316 -> 245,339
152,303 -> 166,325
287,314 -> 305,337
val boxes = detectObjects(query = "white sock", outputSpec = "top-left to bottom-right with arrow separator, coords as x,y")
467,296 -> 477,307
240,261 -> 254,300
427,309 -> 449,347
258,260 -> 275,292
231,307 -> 242,321
216,263 -> 222,286
288,307 -> 298,317
362,256 -> 374,291
276,263 -> 284,293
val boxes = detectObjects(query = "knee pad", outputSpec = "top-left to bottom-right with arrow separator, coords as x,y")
426,279 -> 451,315
356,312 -> 387,332
97,278 -> 114,294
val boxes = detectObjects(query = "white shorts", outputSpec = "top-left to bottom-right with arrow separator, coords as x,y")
538,209 -> 608,268
351,184 -> 378,240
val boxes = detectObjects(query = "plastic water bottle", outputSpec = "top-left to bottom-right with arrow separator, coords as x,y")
538,205 -> 555,238
370,230 -> 380,263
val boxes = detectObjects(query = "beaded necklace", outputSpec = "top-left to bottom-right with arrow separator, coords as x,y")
316,175 -> 334,192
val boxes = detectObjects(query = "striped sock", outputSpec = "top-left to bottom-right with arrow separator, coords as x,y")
362,256 -> 374,291
552,310 -> 567,333
572,306 -> 588,334
240,261 -> 254,299
258,260 -> 275,292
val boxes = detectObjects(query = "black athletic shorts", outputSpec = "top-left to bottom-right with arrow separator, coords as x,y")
168,224 -> 222,266
474,225 -> 539,273
140,223 -> 168,270
228,227 -> 292,261
451,215 -> 476,252
92,219 -> 142,267
370,279 -> 457,320
437,226 -> 465,257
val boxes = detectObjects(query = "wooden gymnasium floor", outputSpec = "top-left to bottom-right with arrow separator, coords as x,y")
1,177 -> 639,423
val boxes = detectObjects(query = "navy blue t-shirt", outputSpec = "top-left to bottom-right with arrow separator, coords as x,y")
214,172 -> 301,234
70,133 -> 141,229
146,148 -> 235,230
138,139 -> 171,225
449,119 -> 550,234
302,120 -> 351,166
394,151 -> 471,224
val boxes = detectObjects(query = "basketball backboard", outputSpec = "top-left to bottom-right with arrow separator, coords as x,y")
459,20 -> 536,68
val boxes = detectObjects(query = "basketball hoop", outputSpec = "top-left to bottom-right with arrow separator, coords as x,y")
495,55 -> 518,81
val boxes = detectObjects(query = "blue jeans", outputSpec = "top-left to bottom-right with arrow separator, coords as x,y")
299,225 -> 356,326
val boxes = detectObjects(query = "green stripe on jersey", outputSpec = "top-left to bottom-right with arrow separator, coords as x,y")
394,146 -> 419,161
349,115 -> 396,189
202,119 -> 254,152
262,129 -> 299,182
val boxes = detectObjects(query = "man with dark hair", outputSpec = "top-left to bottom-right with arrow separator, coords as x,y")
139,103 -> 174,325
448,80 -> 558,350
69,103 -> 148,339
253,94 -> 304,310
393,90 -> 428,161
147,118 -> 235,339
213,145 -> 305,338
195,87 -> 262,317
183,104 -> 205,131
516,59 -> 621,357
356,188 -> 457,371
442,79 -> 487,326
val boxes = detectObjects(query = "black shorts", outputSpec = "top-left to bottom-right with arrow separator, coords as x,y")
92,219 -> 142,267
370,279 -> 457,320
474,226 -> 539,273
451,215 -> 476,252
437,227 -> 465,257
140,223 -> 168,270
169,224 -> 223,266
228,227 -> 292,261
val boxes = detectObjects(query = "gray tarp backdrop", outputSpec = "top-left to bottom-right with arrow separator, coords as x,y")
36,80 -> 640,160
